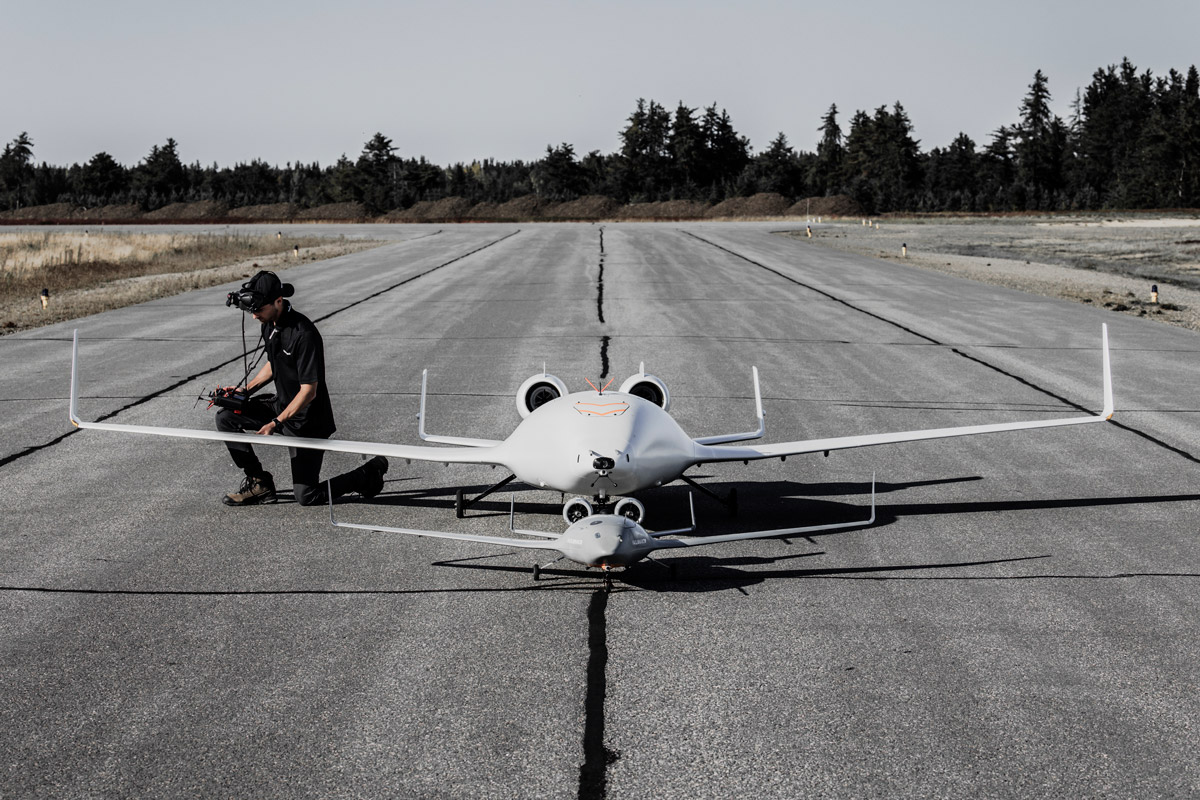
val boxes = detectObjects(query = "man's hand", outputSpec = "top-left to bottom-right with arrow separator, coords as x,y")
256,419 -> 279,435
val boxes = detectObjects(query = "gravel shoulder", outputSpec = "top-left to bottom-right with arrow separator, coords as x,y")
789,216 -> 1200,332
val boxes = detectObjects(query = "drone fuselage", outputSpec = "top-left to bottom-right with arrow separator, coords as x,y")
557,514 -> 656,568
496,391 -> 697,498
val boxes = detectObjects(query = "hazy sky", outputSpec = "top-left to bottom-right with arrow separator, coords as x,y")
7,0 -> 1198,169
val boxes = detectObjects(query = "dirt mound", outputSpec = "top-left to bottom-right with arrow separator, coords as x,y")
618,200 -> 710,219
294,202 -> 368,221
0,203 -> 84,220
144,201 -> 229,220
706,193 -> 794,219
227,203 -> 300,220
464,201 -> 500,219
542,195 -> 619,220
789,195 -> 864,218
468,195 -> 544,220
78,204 -> 145,220
382,197 -> 475,221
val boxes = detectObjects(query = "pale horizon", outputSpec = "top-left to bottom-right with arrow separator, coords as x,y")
8,0 -> 1198,169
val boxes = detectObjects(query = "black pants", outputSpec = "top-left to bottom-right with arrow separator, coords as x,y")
216,398 -> 369,506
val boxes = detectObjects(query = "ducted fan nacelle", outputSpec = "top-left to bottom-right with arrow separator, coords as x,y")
618,370 -> 670,412
516,372 -> 568,418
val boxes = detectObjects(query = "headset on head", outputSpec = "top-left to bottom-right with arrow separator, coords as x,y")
225,270 -> 291,313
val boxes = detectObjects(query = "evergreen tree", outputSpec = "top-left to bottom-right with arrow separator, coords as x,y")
0,132 -> 35,209
398,156 -> 448,206
220,160 -> 281,206
132,138 -> 186,209
326,155 -> 361,204
579,150 -> 616,198
924,133 -> 979,211
980,125 -> 1018,209
531,143 -> 586,201
1078,58 -> 1155,206
1128,68 -> 1200,207
668,102 -> 705,197
1015,70 -> 1068,208
356,132 -> 399,212
810,104 -> 844,196
617,99 -> 672,201
700,104 -> 750,199
745,132 -> 802,197
75,151 -> 129,204
841,104 -> 921,211
841,110 -> 876,210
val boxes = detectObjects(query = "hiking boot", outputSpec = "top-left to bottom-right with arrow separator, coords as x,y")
222,473 -> 277,506
358,456 -> 389,499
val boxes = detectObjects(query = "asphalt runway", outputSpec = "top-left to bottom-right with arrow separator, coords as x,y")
2,222 -> 1198,798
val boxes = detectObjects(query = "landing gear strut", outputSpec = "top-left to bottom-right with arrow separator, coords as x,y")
455,474 -> 517,518
532,554 -> 565,581
681,476 -> 738,515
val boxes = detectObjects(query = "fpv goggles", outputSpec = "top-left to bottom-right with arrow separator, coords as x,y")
226,270 -> 293,312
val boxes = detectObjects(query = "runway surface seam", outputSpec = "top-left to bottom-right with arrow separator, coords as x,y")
578,588 -> 617,800
596,227 -> 606,325
0,231 -> 521,472
598,228 -> 609,379
684,230 -> 1200,465
583,226 -> 615,797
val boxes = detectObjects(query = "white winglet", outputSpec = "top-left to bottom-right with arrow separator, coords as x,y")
417,369 -> 502,448
1101,323 -> 1114,419
692,366 -> 767,445
696,326 -> 1114,464
649,492 -> 698,538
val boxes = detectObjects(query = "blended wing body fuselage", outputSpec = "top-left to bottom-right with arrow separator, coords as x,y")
498,391 -> 697,496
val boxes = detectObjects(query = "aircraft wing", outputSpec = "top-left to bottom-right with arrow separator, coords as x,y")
69,331 -> 507,467
328,493 -> 561,549
695,325 -> 1114,465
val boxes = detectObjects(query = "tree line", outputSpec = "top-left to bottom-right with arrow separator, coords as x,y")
2,58 -> 1198,216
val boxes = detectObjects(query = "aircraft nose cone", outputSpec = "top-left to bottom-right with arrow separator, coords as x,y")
561,516 -> 626,566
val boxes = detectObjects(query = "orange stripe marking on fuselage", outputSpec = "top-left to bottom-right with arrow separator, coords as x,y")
574,401 -> 630,417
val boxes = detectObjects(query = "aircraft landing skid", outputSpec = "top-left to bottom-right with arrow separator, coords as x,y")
680,476 -> 738,515
455,474 -> 518,518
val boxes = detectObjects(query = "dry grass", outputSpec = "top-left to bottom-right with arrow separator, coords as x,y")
0,232 -> 384,334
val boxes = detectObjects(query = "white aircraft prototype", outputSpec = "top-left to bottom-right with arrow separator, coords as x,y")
327,481 -> 877,581
69,325 -> 1113,526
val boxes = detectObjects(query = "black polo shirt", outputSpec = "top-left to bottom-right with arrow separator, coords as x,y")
261,303 -> 336,438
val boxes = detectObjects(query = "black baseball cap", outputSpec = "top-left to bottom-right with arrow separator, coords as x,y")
246,270 -> 294,304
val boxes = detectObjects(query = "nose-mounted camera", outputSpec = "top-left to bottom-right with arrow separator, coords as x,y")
592,456 -> 616,473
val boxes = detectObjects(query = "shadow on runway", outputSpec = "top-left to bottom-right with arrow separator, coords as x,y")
368,474 -> 979,529
432,552 -> 1200,595
7,556 -> 1200,598
8,483 -> 1196,597
367,475 -> 1200,535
